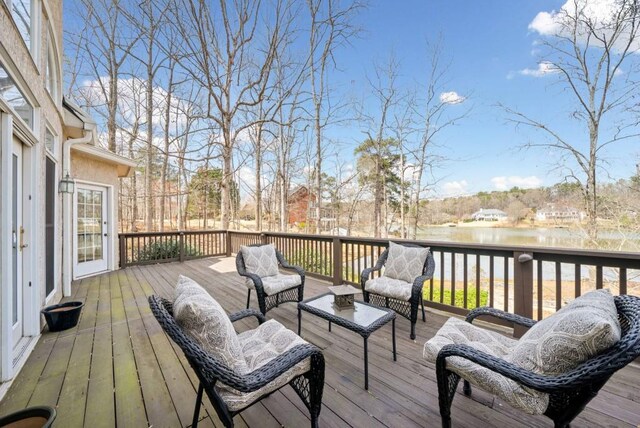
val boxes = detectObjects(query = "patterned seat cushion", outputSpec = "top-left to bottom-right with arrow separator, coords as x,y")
423,317 -> 549,414
244,273 -> 302,295
508,289 -> 621,376
241,244 -> 279,277
216,320 -> 311,411
383,242 -> 430,283
365,276 -> 413,301
173,275 -> 249,374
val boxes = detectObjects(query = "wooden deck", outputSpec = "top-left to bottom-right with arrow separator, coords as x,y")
1,257 -> 639,427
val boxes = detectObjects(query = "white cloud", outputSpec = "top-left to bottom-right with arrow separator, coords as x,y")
529,0 -> 640,53
78,77 -> 193,129
442,180 -> 469,197
491,176 -> 542,191
439,91 -> 466,105
519,61 -> 559,77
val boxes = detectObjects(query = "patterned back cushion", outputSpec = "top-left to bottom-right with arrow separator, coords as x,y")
241,244 -> 279,278
383,242 -> 430,283
173,275 -> 248,374
508,289 -> 621,376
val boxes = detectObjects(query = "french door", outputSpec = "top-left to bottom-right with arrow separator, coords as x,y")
11,138 -> 23,348
74,184 -> 109,277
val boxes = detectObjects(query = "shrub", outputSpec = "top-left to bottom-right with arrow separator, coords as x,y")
423,281 -> 489,310
289,250 -> 332,276
138,239 -> 200,262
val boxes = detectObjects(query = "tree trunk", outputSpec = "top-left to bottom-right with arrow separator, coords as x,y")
159,63 -> 174,232
373,156 -> 382,238
314,112 -> 322,233
221,124 -> 232,229
255,126 -> 262,231
144,64 -> 154,231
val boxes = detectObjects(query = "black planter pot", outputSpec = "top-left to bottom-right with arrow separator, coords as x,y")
0,405 -> 56,427
41,301 -> 84,332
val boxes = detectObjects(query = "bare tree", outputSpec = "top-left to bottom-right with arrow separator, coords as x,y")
69,0 -> 141,152
307,0 -> 363,233
357,54 -> 402,238
409,39 -> 469,239
504,0 -> 640,242
170,0 -> 295,229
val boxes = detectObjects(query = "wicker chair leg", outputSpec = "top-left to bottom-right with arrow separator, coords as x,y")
410,322 -> 416,340
436,359 -> 459,428
309,353 -> 325,428
463,380 -> 472,396
192,383 -> 204,428
246,290 -> 251,309
421,296 -> 426,322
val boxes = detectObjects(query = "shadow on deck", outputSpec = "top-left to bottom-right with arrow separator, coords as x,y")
1,257 -> 639,427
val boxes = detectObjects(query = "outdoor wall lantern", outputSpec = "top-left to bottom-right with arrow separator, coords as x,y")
59,172 -> 75,194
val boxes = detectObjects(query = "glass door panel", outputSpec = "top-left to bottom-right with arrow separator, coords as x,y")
75,185 -> 108,277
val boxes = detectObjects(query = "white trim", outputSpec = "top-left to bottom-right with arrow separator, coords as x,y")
73,180 -> 113,279
44,124 -> 58,159
20,141 -> 39,338
0,113 -> 14,381
31,0 -> 41,71
44,154 -> 58,302
0,99 -> 37,147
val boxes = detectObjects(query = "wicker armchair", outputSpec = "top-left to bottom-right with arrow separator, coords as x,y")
149,295 -> 325,428
360,243 -> 435,339
434,295 -> 640,428
236,244 -> 305,315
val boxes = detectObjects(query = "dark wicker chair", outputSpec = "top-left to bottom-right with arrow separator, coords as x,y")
436,295 -> 640,428
236,244 -> 305,315
360,243 -> 436,339
148,295 -> 325,428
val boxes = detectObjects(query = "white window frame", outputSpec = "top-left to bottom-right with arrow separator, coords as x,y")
4,0 -> 41,65
44,124 -> 57,158
44,153 -> 59,303
45,26 -> 61,107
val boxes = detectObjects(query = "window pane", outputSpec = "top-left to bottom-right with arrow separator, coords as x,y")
12,0 -> 31,50
45,128 -> 55,153
0,61 -> 34,128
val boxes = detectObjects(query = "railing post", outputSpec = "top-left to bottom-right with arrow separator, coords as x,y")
332,237 -> 342,285
225,230 -> 232,257
260,232 -> 268,245
513,251 -> 534,338
179,232 -> 185,262
119,235 -> 126,268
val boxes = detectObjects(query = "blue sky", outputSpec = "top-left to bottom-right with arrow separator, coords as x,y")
324,0 -> 639,197
63,1 -> 639,198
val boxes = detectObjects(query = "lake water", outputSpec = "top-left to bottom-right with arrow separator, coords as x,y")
416,226 -> 640,252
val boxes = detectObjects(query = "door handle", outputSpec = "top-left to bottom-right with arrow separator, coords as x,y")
20,226 -> 28,250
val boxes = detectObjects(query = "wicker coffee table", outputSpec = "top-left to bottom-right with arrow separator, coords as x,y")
298,292 -> 396,389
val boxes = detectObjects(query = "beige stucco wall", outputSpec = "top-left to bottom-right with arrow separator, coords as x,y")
0,1 -> 66,316
70,152 -> 122,269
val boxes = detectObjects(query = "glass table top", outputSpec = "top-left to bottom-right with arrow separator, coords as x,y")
301,294 -> 391,327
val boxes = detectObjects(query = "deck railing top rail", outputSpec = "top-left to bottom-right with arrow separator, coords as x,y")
119,229 -> 640,332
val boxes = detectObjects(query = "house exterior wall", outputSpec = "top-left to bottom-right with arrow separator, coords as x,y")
70,152 -> 122,269
1,1 -> 65,307
0,0 -> 67,384
288,188 -> 314,225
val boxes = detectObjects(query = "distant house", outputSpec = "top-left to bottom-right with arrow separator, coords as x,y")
536,205 -> 585,222
471,208 -> 508,221
287,186 -> 335,230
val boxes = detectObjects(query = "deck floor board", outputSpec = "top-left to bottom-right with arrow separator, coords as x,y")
1,256 -> 639,427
